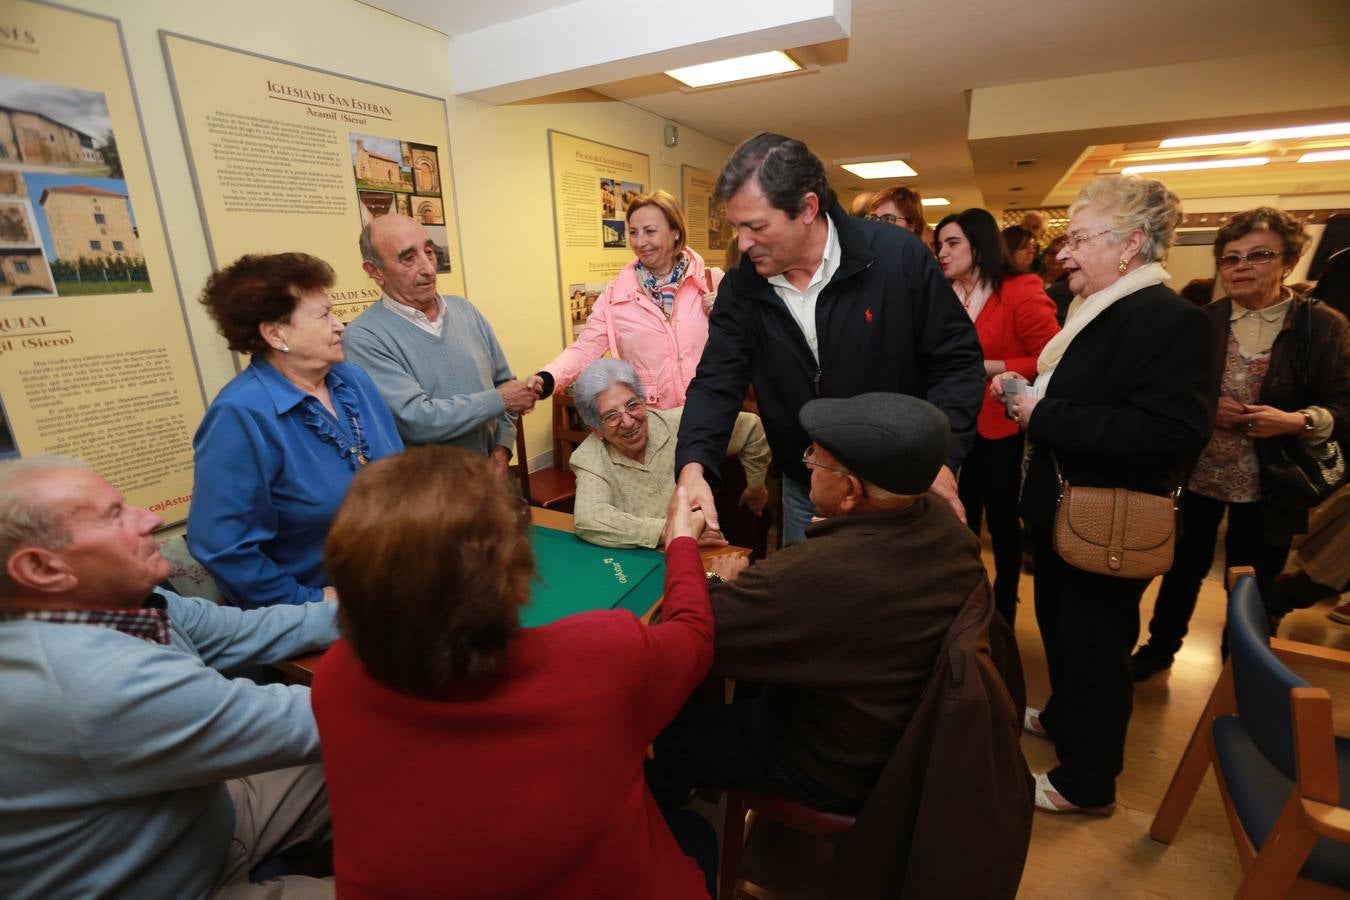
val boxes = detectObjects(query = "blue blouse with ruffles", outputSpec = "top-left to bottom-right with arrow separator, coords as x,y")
187,359 -> 403,608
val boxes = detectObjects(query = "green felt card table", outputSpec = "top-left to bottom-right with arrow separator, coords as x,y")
276,506 -> 748,684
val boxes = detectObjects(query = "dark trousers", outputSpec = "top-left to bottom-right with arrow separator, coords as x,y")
958,433 -> 1025,626
1145,491 -> 1292,655
1031,527 -> 1148,808
646,690 -> 859,815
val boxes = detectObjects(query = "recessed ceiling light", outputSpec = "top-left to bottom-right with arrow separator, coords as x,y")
837,159 -> 918,179
920,197 -> 950,207
1159,122 -> 1350,148
665,51 -> 800,89
1298,149 -> 1350,163
1120,157 -> 1269,175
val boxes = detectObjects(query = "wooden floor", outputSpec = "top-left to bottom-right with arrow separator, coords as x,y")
730,548 -> 1350,899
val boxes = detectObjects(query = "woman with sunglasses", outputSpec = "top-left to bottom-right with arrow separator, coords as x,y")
1132,207 -> 1350,680
569,359 -> 770,548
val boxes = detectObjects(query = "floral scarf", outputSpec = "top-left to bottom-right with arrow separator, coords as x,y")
635,252 -> 689,318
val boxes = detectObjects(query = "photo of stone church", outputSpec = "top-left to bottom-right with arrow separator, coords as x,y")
350,133 -> 412,192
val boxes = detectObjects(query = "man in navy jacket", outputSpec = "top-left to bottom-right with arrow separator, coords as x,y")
674,133 -> 985,542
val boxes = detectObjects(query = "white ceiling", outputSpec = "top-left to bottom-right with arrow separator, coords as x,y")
363,0 -> 1350,211
358,0 -> 580,36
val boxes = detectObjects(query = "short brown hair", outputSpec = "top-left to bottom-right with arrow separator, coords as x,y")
200,253 -> 334,356
626,189 -> 687,254
1214,207 -> 1308,262
866,186 -> 927,235
325,446 -> 534,695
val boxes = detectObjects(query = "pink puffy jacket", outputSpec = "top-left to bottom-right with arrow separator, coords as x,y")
542,249 -> 723,410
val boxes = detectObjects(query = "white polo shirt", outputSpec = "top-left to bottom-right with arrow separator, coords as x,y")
767,217 -> 840,363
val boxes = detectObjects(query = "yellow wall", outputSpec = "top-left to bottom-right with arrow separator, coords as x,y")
58,0 -> 732,463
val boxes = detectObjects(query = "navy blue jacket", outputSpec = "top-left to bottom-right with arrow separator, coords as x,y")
676,203 -> 985,486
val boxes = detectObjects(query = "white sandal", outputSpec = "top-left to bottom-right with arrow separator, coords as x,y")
1023,707 -> 1050,739
1032,772 -> 1115,816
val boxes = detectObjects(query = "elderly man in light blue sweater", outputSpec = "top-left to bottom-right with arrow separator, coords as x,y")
0,456 -> 338,899
344,214 -> 538,482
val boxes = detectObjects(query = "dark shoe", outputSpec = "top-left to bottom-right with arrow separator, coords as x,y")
1130,643 -> 1174,681
1329,601 -> 1350,626
1275,571 -> 1338,612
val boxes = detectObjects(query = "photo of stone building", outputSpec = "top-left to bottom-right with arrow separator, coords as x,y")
354,140 -> 402,185
38,184 -> 141,262
0,74 -> 112,174
0,105 -> 100,168
413,195 -> 444,225
408,143 -> 440,194
0,248 -> 55,298
350,133 -> 412,193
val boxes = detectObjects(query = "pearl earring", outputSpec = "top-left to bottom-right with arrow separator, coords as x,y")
281,343 -> 290,353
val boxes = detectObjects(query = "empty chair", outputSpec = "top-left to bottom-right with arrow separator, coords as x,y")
1150,566 -> 1350,897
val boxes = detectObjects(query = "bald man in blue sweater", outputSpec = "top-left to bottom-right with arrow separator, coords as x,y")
0,456 -> 338,899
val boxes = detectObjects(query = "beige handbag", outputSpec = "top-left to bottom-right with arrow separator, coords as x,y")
1052,456 -> 1179,579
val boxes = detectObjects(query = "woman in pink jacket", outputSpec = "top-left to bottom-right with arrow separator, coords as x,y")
529,190 -> 721,410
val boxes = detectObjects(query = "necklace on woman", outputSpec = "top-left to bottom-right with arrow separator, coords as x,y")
303,379 -> 372,470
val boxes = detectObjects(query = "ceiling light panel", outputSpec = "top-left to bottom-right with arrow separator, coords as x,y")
665,51 -> 800,89
839,160 -> 918,179
1298,149 -> 1350,163
1120,157 -> 1270,175
920,197 -> 950,207
1160,122 -> 1350,148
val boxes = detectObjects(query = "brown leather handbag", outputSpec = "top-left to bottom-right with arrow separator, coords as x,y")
1052,456 -> 1179,579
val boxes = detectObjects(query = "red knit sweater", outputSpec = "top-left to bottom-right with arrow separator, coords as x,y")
312,538 -> 712,899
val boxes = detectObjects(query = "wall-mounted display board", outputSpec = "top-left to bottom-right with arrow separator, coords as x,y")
0,1 -> 204,519
681,164 -> 729,266
547,130 -> 650,343
161,33 -> 466,326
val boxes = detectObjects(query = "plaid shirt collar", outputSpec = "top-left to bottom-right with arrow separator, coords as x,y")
1,593 -> 171,645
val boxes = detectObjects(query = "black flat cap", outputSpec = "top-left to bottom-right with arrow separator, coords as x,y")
799,393 -> 949,495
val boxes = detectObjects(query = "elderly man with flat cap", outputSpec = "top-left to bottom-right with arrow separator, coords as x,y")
648,392 -> 994,815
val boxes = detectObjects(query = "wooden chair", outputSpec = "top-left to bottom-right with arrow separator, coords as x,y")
719,792 -> 856,900
1150,566 -> 1350,898
514,424 -> 575,511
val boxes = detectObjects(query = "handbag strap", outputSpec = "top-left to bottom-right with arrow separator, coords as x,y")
1050,451 -> 1181,508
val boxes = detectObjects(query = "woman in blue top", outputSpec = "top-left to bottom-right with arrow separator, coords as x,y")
189,253 -> 403,607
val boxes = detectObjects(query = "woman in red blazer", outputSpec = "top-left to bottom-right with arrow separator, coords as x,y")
936,208 -> 1060,625
313,447 -> 717,899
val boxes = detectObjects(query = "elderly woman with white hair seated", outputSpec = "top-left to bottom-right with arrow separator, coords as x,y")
571,358 -> 770,549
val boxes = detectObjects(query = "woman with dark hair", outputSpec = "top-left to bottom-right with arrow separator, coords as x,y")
530,189 -> 721,410
313,446 -> 717,898
1131,207 -> 1350,679
992,176 -> 1214,815
188,253 -> 403,608
864,186 -> 926,237
935,207 -> 1059,626
1001,225 -> 1037,274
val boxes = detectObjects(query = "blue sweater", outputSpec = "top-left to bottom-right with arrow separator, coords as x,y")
0,591 -> 338,900
342,295 -> 516,454
188,359 -> 403,608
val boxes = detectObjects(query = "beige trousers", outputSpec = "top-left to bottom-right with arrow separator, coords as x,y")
210,763 -> 334,899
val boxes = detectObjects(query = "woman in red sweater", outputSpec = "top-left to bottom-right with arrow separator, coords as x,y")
936,208 -> 1060,626
312,446 -> 715,898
